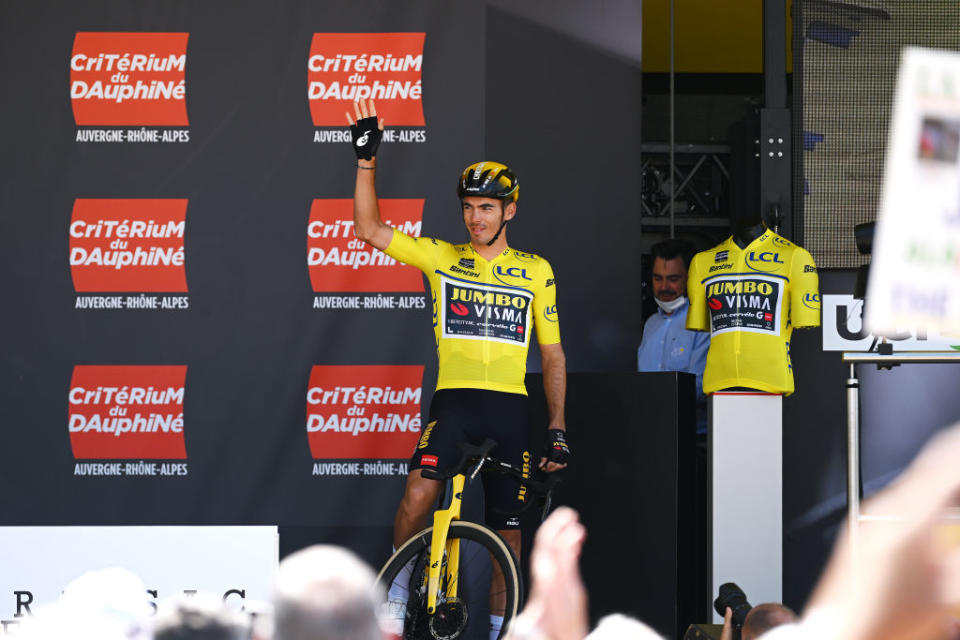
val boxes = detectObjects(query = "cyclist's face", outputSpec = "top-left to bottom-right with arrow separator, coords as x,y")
652,256 -> 687,301
462,197 -> 515,245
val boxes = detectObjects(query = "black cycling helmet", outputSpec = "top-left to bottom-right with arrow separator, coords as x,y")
457,161 -> 519,204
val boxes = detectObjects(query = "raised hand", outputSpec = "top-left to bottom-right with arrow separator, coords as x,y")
345,99 -> 384,161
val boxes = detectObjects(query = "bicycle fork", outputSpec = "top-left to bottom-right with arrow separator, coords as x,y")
426,473 -> 464,614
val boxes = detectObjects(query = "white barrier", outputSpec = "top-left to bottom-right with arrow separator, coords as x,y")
0,526 -> 278,632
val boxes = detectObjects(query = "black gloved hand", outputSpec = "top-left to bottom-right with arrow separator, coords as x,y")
542,429 -> 570,466
350,116 -> 382,160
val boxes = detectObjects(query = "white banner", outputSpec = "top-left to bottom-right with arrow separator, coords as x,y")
822,294 -> 960,351
0,526 -> 277,631
867,48 -> 960,335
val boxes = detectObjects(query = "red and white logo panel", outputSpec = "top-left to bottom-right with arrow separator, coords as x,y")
70,199 -> 188,293
306,365 -> 423,459
307,199 -> 424,292
307,33 -> 425,126
68,365 -> 187,459
71,32 -> 189,126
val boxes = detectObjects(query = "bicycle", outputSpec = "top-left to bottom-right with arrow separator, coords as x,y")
376,438 -> 559,640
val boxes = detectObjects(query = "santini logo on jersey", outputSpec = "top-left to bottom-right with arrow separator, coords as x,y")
714,250 -> 729,262
449,264 -> 480,277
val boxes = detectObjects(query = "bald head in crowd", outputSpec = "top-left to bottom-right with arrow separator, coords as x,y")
274,545 -> 384,640
742,603 -> 797,640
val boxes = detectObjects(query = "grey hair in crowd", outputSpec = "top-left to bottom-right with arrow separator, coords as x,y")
273,545 -> 383,640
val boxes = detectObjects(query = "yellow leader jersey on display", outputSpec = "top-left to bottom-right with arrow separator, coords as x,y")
384,229 -> 561,395
686,230 -> 821,395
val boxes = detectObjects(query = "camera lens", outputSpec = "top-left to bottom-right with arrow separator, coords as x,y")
713,582 -> 752,629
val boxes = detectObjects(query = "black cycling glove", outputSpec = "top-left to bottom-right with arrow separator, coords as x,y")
542,429 -> 570,466
350,116 -> 382,160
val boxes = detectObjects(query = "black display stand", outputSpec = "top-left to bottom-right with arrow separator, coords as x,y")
525,372 -> 699,639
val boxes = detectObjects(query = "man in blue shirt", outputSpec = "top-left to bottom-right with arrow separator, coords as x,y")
637,239 -> 710,433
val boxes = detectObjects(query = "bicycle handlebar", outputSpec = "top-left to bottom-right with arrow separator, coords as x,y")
420,438 -> 562,519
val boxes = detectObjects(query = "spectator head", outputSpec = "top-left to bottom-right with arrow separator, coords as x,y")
274,545 -> 384,640
649,239 -> 696,304
741,603 -> 798,640
585,613 -> 664,639
153,597 -> 251,640
18,567 -> 153,640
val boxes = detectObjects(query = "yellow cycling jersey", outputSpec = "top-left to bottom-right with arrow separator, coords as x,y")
384,229 -> 561,395
686,230 -> 821,395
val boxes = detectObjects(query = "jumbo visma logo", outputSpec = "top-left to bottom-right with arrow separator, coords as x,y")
745,251 -> 784,273
705,276 -> 782,335
449,287 -> 530,312
442,280 -> 532,344
706,280 -> 776,298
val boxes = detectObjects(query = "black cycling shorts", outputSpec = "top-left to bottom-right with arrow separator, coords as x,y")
410,388 -> 531,530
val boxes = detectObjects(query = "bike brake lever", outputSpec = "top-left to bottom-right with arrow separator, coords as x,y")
469,457 -> 487,482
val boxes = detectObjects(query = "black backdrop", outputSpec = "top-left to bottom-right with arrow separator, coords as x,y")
0,0 -> 645,560
8,0 -> 960,628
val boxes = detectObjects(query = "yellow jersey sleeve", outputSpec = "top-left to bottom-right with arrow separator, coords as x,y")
383,228 -> 443,273
790,247 -> 821,328
686,252 -> 710,331
532,259 -> 560,345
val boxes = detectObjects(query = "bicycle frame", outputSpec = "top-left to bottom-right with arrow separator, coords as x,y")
426,472 -> 465,614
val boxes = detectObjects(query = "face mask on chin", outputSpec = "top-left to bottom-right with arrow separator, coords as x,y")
655,295 -> 687,314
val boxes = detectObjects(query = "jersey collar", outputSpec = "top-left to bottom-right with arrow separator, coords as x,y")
723,233 -> 768,253
467,243 -> 512,263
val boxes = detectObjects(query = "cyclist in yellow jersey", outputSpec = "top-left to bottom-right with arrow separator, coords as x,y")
686,226 -> 821,395
346,100 -> 568,635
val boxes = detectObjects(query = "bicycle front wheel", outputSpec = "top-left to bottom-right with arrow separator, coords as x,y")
377,521 -> 522,640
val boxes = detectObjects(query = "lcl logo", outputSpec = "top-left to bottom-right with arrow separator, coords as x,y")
748,251 -> 784,264
822,294 -> 960,351
494,266 -> 532,282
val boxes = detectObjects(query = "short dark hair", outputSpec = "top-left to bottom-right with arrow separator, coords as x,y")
742,603 -> 798,640
650,239 -> 696,270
